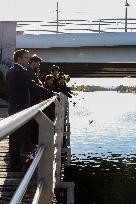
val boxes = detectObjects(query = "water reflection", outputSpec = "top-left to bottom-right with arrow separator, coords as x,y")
70,91 -> 136,155
67,91 -> 136,204
64,153 -> 136,204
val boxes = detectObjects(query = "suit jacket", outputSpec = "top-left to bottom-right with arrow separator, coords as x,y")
6,63 -> 53,115
27,67 -> 41,106
53,78 -> 72,98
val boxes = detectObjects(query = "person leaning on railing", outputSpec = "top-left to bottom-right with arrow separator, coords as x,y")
49,64 -> 72,98
27,54 -> 43,148
6,49 -> 57,172
57,72 -> 73,98
42,74 -> 56,122
27,54 -> 43,106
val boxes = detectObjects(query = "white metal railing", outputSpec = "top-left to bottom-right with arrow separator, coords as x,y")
32,180 -> 45,204
0,96 -> 57,141
10,145 -> 45,204
17,19 -> 136,34
0,93 -> 71,204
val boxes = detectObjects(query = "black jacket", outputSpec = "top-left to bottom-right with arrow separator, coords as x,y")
27,67 -> 41,106
6,63 -> 53,114
53,78 -> 72,98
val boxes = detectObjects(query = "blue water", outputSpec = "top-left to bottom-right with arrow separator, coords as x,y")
68,91 -> 136,204
69,91 -> 136,158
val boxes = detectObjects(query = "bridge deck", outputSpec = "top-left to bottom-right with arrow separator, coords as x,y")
0,137 -> 37,203
41,62 -> 136,78
0,109 -> 67,203
0,136 -> 66,203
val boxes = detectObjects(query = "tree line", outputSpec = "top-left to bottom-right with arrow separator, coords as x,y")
71,84 -> 136,93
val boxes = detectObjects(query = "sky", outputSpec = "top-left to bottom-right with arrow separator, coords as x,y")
1,0 -> 136,21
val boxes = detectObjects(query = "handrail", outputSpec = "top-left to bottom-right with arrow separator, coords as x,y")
32,180 -> 45,204
0,93 -> 70,204
10,145 -> 45,204
0,96 -> 57,141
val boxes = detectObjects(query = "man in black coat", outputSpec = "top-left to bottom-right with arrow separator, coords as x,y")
27,54 -> 43,106
27,54 -> 43,146
50,65 -> 72,98
6,49 -> 54,171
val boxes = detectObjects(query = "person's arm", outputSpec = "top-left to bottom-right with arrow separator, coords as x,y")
38,79 -> 43,86
25,71 -> 54,100
65,86 -> 73,94
59,84 -> 72,98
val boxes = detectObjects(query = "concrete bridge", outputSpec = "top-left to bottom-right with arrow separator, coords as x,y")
16,32 -> 136,77
1,21 -> 136,77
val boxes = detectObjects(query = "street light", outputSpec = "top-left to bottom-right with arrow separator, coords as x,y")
125,0 -> 130,32
56,1 -> 59,33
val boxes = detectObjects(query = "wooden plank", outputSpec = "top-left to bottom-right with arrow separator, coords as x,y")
0,136 -> 37,203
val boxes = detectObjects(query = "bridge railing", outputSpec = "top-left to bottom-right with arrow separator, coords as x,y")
0,93 -> 70,204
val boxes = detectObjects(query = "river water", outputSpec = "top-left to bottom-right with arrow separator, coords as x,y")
70,91 -> 136,156
66,91 -> 136,204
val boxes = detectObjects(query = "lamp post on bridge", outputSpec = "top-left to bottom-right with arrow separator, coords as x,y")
125,0 -> 130,32
56,1 -> 59,33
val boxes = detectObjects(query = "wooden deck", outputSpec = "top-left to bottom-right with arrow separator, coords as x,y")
0,136 -> 37,203
0,109 -> 37,203
0,111 -> 67,203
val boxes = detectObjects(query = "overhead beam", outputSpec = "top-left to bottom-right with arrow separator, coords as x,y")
40,62 -> 136,78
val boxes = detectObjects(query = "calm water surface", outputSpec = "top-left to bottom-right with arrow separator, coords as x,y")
70,91 -> 136,157
66,91 -> 136,203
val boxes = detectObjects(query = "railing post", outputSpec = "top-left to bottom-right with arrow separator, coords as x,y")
56,182 -> 74,204
34,110 -> 54,204
54,94 -> 66,184
58,93 -> 66,144
54,100 -> 62,184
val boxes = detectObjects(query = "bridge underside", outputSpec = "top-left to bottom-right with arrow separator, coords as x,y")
40,62 -> 136,78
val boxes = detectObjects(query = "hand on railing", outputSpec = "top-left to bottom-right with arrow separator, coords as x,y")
53,92 -> 60,100
53,92 -> 57,96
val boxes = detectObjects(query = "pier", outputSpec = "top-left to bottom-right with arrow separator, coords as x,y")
0,94 -> 74,203
1,21 -> 136,203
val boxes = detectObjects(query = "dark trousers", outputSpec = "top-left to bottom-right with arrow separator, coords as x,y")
9,122 -> 31,168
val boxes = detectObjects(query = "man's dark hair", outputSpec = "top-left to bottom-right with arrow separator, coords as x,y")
29,54 -> 42,64
13,49 -> 29,62
51,64 -> 60,73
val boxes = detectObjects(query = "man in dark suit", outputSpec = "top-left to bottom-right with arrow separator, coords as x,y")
6,49 -> 54,171
27,54 -> 43,106
27,54 -> 43,146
